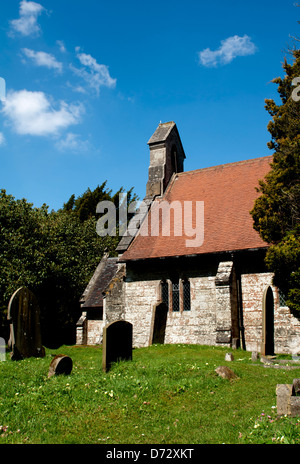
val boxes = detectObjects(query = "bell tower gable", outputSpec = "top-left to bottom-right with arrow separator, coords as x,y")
146,121 -> 185,199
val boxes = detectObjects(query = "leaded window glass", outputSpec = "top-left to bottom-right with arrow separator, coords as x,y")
161,281 -> 169,308
172,280 -> 180,312
183,280 -> 191,311
279,289 -> 287,307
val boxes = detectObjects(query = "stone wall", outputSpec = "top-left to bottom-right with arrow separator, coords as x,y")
82,251 -> 300,355
87,320 -> 104,345
164,274 -> 217,346
241,272 -> 274,352
123,257 -> 220,348
103,264 -> 126,324
241,272 -> 300,354
124,278 -> 158,347
124,274 -> 218,348
76,312 -> 87,345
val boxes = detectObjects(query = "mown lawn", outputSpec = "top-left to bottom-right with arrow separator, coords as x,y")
0,344 -> 299,444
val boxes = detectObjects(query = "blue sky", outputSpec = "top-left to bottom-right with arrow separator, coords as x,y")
0,0 -> 298,211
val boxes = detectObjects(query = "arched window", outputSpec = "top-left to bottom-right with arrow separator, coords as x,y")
160,278 -> 191,313
183,279 -> 191,311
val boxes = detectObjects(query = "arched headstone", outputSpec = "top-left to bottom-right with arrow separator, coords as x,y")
102,320 -> 133,372
7,287 -> 45,360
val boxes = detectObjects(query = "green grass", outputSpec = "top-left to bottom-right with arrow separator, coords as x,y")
0,344 -> 299,444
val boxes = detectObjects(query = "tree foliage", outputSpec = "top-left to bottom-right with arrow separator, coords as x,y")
251,47 -> 300,313
62,181 -> 138,223
0,182 -> 136,347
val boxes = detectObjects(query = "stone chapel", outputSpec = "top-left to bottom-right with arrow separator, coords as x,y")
76,121 -> 300,355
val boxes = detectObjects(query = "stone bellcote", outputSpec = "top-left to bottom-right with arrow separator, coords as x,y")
146,121 -> 186,199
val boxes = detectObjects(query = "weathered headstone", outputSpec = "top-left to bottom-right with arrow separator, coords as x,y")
290,397 -> 300,417
225,352 -> 234,362
276,384 -> 293,416
48,355 -> 73,378
7,287 -> 45,361
215,366 -> 238,380
276,380 -> 300,417
0,337 -> 5,362
103,320 -> 133,372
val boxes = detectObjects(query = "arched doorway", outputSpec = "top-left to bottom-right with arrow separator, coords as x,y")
150,302 -> 168,345
261,286 -> 274,356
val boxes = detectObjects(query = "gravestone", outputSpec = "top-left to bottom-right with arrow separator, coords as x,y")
292,379 -> 300,396
276,382 -> 300,417
103,320 -> 133,372
48,355 -> 73,378
215,366 -> 238,380
225,352 -> 234,362
0,337 -> 5,362
7,287 -> 45,361
276,384 -> 293,416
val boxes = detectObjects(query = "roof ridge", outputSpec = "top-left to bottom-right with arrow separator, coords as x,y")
176,155 -> 273,177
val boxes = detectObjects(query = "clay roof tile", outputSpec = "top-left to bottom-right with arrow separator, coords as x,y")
121,155 -> 272,261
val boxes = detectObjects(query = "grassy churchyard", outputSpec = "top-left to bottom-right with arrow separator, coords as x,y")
0,343 -> 299,445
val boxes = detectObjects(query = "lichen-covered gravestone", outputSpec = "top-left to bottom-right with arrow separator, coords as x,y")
103,320 -> 133,372
7,287 -> 45,361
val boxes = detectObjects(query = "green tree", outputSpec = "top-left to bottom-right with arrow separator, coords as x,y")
0,180 -> 134,346
63,181 -> 138,223
35,211 -> 118,347
251,47 -> 300,313
0,190 -> 48,339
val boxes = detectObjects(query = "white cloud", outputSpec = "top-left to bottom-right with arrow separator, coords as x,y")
199,35 -> 257,68
0,133 -> 5,145
10,0 -> 46,37
2,90 -> 83,137
56,40 -> 66,53
22,48 -> 63,73
66,81 -> 87,94
71,50 -> 116,96
56,132 -> 91,152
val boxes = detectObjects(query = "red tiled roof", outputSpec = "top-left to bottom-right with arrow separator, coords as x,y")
121,156 -> 272,261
